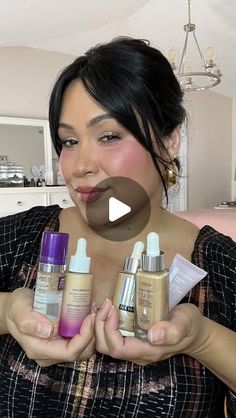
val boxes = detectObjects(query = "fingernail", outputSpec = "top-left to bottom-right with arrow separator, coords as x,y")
36,322 -> 52,338
107,305 -> 115,319
149,328 -> 165,344
101,297 -> 109,309
91,313 -> 96,325
91,302 -> 97,314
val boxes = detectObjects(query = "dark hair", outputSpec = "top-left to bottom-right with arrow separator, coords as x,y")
49,36 -> 185,196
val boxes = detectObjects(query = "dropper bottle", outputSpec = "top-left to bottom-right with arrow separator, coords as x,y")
134,232 -> 169,341
113,241 -> 144,336
59,238 -> 93,338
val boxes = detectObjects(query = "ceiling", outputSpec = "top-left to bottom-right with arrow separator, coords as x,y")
1,0 -> 236,97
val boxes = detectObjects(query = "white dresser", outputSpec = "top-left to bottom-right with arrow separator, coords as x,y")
0,186 -> 74,217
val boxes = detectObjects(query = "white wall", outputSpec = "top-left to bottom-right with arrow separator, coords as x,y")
0,47 -> 75,118
185,91 -> 232,209
0,46 -> 233,209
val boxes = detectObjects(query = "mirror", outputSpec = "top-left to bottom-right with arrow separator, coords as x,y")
0,116 -> 53,185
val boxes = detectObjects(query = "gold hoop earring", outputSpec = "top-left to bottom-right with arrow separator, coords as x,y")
164,161 -> 179,188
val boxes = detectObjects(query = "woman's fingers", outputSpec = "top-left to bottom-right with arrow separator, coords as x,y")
95,299 -> 113,354
147,316 -> 187,346
5,287 -> 96,365
29,313 -> 96,362
147,304 -> 210,357
95,299 -> 158,363
95,300 -> 210,365
17,312 -> 54,338
5,288 -> 55,339
7,289 -> 208,367
101,304 -> 126,357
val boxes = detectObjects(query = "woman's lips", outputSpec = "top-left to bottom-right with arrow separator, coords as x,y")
75,186 -> 109,203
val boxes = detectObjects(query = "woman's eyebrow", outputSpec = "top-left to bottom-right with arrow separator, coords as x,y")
58,114 -> 115,132
58,122 -> 74,131
87,113 -> 114,128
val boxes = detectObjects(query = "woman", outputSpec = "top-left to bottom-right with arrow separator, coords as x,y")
0,37 -> 235,417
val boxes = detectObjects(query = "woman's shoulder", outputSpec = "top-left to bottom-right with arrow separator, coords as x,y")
195,225 -> 236,254
0,205 -> 63,285
0,205 -> 62,250
171,212 -> 235,259
0,204 -> 61,228
193,225 -> 236,274
20,204 -> 62,231
167,214 -> 235,275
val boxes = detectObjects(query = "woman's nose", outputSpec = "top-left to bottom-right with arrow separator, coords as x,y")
72,145 -> 99,177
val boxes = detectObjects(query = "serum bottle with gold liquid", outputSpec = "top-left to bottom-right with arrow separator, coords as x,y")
135,232 -> 169,341
113,241 -> 144,336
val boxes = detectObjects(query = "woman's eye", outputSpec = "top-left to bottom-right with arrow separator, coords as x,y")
60,138 -> 79,148
98,132 -> 121,143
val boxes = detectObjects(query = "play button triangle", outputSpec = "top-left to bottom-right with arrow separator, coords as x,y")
85,176 -> 150,241
108,197 -> 131,222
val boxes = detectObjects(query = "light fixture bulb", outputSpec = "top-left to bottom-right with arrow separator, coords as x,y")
214,58 -> 222,76
206,47 -> 214,60
214,58 -> 221,70
168,49 -> 176,64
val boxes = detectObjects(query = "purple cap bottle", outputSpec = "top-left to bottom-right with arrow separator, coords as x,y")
33,231 -> 69,322
39,231 -> 69,265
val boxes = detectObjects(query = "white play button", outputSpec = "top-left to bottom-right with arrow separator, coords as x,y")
86,177 -> 150,241
108,197 -> 131,222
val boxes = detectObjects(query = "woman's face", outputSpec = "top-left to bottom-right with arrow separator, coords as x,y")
58,80 -> 162,226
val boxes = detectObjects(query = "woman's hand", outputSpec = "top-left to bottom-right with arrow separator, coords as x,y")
2,288 -> 96,367
95,299 -> 212,365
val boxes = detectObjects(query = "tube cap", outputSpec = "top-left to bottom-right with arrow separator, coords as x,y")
39,231 -> 69,265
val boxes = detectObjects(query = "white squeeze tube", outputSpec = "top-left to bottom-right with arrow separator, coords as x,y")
168,253 -> 207,310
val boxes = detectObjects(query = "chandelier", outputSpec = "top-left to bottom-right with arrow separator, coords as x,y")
168,0 -> 222,91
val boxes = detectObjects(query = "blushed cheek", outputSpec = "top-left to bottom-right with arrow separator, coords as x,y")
107,141 -> 152,178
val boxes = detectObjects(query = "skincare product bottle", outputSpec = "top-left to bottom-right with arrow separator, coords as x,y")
59,238 -> 93,338
113,241 -> 144,337
135,232 -> 169,341
33,231 -> 69,327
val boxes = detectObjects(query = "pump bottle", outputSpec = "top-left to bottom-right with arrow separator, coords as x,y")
135,232 -> 169,341
113,241 -> 144,336
33,231 -> 69,327
59,238 -> 93,338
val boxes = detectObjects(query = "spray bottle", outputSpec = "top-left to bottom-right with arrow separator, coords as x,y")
33,231 -> 69,328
